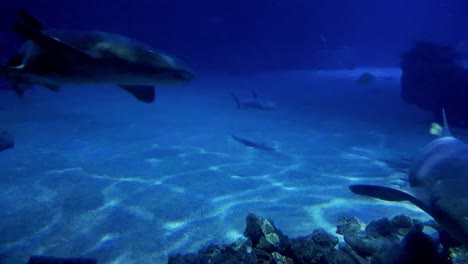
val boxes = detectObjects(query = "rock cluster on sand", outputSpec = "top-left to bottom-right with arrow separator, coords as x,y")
169,213 -> 467,264
0,131 -> 14,152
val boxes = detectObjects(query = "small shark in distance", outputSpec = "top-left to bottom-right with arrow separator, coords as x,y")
231,91 -> 277,110
231,135 -> 276,152
0,8 -> 194,103
349,109 -> 468,246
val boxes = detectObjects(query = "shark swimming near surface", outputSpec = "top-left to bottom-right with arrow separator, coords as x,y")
0,8 -> 194,103
231,135 -> 276,152
349,110 -> 468,246
231,91 -> 277,110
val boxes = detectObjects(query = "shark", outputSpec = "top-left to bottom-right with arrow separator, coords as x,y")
231,135 -> 276,152
0,9 -> 194,103
231,91 -> 277,110
349,110 -> 468,246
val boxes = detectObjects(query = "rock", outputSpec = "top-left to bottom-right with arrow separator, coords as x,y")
168,243 -> 256,264
168,213 -> 466,264
395,227 -> 445,264
451,247 -> 468,264
400,41 -> 468,127
338,243 -> 368,264
337,216 -> 362,236
271,252 -> 294,264
0,131 -> 14,152
391,215 -> 412,229
344,232 -> 385,257
286,229 -> 338,264
343,217 -> 400,258
391,215 -> 414,237
365,218 -> 396,238
244,213 -> 286,252
310,228 -> 339,249
355,72 -> 375,84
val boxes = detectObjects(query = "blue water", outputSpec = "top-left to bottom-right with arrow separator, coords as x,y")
1,1 -> 466,72
0,68 -> 450,263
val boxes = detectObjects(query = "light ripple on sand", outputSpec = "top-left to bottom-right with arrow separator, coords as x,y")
158,198 -> 282,255
68,199 -> 121,234
126,206 -> 155,221
44,167 -> 83,175
82,233 -> 122,255
225,229 -> 244,241
1,211 -> 63,254
163,221 -> 188,231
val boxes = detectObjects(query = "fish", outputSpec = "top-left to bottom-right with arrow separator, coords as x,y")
27,255 -> 97,264
1,8 -> 194,103
349,109 -> 468,246
231,91 -> 277,110
231,135 -> 276,152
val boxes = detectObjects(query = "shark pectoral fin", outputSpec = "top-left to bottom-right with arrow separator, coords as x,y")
119,85 -> 155,103
349,184 -> 414,202
349,184 -> 433,215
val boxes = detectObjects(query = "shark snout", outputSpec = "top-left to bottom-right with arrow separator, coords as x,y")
177,69 -> 194,81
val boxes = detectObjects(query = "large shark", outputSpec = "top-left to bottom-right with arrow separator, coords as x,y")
231,91 -> 277,110
349,110 -> 468,246
0,9 -> 194,103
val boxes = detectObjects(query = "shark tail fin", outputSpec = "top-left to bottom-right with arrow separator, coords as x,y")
231,93 -> 240,109
441,108 -> 452,137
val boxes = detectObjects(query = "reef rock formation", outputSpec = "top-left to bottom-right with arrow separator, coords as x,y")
400,41 -> 468,127
169,213 -> 466,264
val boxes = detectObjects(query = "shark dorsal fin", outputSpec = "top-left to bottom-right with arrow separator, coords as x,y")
441,108 -> 452,137
17,8 -> 46,31
430,109 -> 452,137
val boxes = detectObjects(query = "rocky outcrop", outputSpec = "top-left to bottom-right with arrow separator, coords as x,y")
400,41 -> 468,127
169,213 -> 465,264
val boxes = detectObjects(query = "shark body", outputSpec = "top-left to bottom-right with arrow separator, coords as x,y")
1,9 -> 194,103
349,110 -> 468,246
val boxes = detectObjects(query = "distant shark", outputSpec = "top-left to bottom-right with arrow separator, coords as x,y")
231,91 -> 277,110
349,110 -> 468,246
231,135 -> 276,152
0,9 -> 194,103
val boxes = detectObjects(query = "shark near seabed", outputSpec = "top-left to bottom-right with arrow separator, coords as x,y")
0,9 -> 194,103
231,91 -> 277,110
349,110 -> 468,247
231,135 -> 276,152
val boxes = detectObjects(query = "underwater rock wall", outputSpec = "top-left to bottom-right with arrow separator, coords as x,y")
400,41 -> 468,127
169,213 -> 466,264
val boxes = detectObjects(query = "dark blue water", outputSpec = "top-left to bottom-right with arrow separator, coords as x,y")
1,0 -> 467,72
